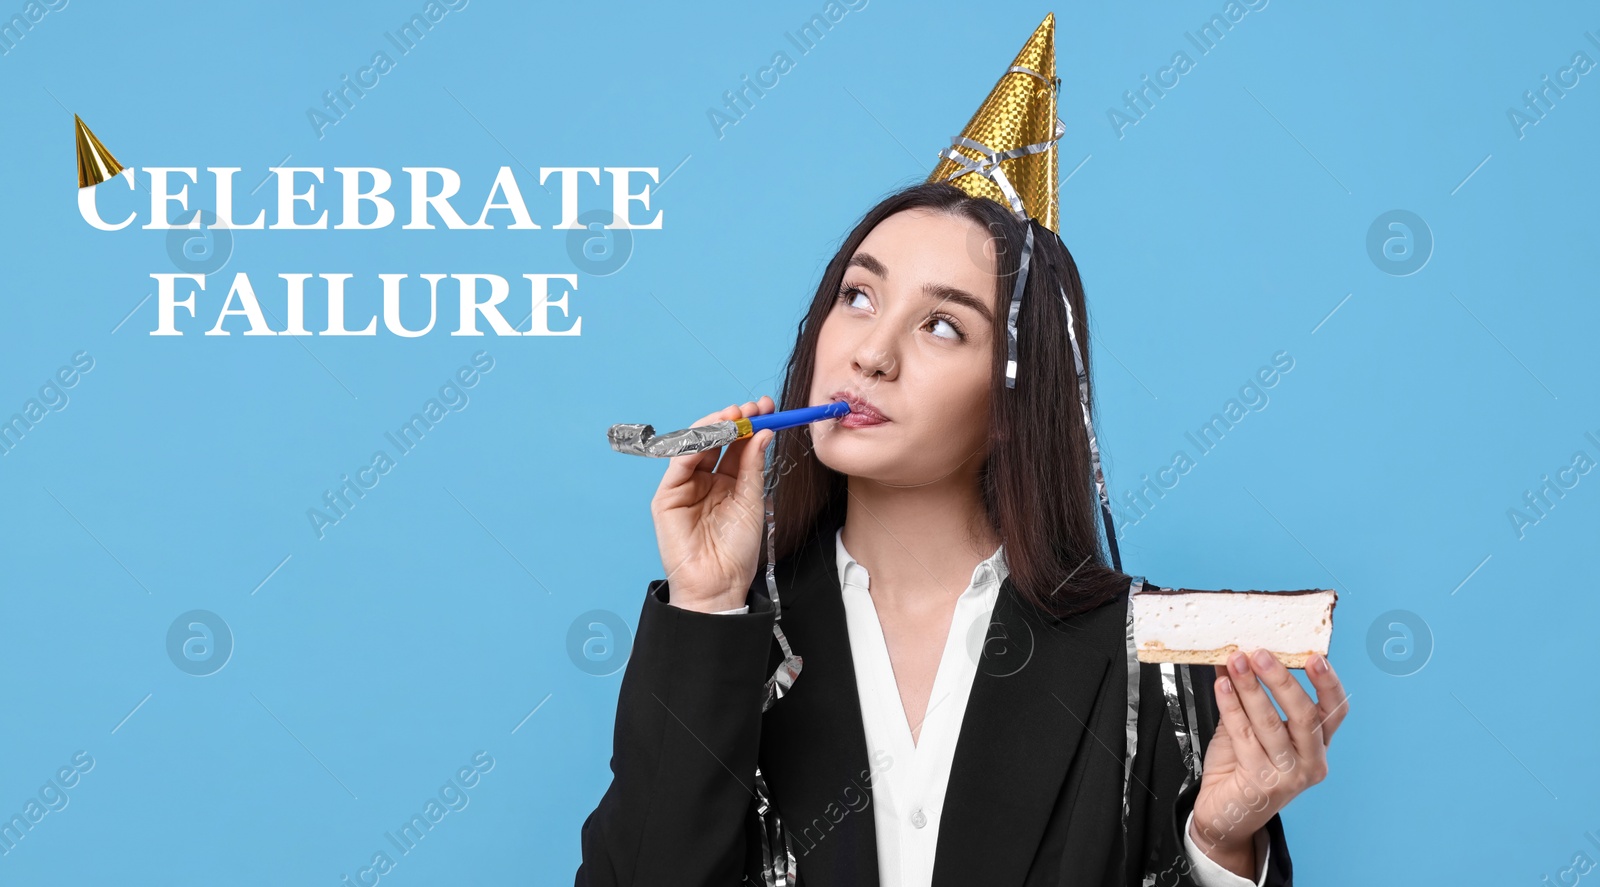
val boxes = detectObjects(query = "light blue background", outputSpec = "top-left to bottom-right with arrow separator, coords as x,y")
3,1 -> 1597,884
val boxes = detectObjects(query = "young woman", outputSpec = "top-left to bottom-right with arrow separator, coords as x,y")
576,181 -> 1348,886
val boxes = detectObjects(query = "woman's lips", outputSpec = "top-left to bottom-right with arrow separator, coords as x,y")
837,410 -> 887,428
829,392 -> 889,428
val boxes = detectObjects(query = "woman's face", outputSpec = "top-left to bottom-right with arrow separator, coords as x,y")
808,207 -> 999,486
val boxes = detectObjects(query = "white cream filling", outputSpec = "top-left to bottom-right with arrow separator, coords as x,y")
1132,590 -> 1334,653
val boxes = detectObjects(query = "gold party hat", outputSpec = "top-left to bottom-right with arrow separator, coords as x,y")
75,114 -> 125,188
927,13 -> 1062,233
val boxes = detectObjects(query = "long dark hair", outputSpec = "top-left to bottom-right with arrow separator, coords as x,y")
768,181 -> 1130,620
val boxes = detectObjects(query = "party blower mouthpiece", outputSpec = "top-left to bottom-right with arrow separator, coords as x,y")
608,401 -> 851,457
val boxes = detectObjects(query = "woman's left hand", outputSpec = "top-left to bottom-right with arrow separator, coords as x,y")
1188,649 -> 1349,866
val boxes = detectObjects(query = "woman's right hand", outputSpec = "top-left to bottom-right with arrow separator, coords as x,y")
650,396 -> 777,613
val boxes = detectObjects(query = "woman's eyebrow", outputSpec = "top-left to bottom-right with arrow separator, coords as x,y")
847,251 -> 995,324
923,283 -> 993,324
846,252 -> 888,277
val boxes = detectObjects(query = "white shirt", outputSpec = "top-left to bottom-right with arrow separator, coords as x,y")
709,529 -> 1269,886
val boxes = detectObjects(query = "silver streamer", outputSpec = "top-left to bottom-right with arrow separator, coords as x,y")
1002,223 -> 1034,388
1159,660 -> 1205,793
936,116 -> 1067,224
1055,278 -> 1123,570
1177,661 -> 1204,787
1121,575 -> 1145,835
753,767 -> 796,887
1006,63 -> 1051,83
760,432 -> 803,712
753,429 -> 799,885
1130,661 -> 1205,885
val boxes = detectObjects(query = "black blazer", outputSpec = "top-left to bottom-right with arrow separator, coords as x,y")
576,513 -> 1294,886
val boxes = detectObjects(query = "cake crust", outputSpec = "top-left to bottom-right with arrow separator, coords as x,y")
1136,642 -> 1314,670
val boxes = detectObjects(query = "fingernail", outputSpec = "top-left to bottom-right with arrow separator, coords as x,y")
1219,677 -> 1234,695
1230,652 -> 1249,674
1253,649 -> 1276,670
1312,655 -> 1327,673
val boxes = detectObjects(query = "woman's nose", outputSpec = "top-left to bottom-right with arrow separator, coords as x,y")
851,322 -> 900,380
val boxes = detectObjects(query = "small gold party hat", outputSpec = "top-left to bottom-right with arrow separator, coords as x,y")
75,114 -> 125,188
927,13 -> 1062,233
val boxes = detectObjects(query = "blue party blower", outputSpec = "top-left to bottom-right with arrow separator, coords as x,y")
608,401 -> 851,457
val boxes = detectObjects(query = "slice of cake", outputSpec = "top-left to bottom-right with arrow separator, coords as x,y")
1131,586 -> 1338,669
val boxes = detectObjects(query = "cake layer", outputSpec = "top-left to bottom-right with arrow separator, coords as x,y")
1136,644 -> 1314,670
1131,587 -> 1337,670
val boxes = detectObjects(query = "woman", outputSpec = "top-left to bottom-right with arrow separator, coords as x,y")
576,181 -> 1348,886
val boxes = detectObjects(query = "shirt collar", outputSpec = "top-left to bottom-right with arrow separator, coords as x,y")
835,527 -> 1008,596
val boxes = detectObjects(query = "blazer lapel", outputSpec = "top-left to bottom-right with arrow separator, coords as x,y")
931,576 -> 1114,887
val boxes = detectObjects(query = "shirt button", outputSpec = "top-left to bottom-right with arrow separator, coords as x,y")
910,809 -> 927,829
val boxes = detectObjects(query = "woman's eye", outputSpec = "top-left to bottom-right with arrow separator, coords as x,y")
838,288 -> 876,312
928,317 -> 961,340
